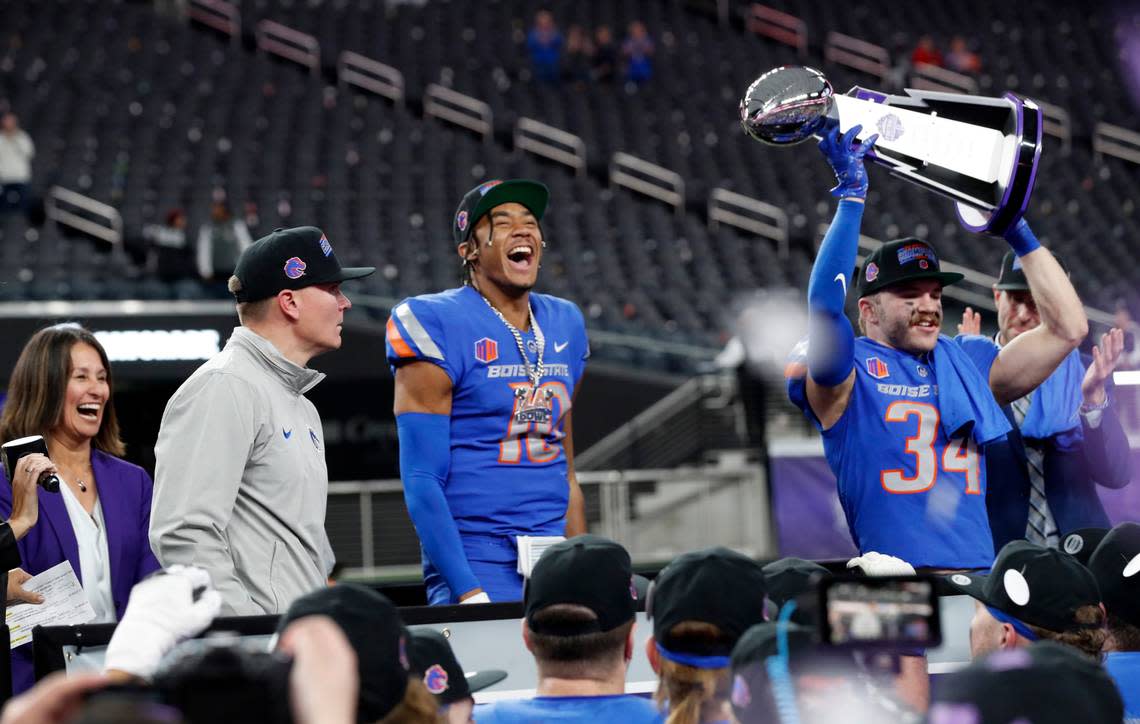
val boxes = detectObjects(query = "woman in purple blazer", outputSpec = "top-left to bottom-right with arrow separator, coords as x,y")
0,324 -> 161,693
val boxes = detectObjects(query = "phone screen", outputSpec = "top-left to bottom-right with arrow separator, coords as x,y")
819,575 -> 941,649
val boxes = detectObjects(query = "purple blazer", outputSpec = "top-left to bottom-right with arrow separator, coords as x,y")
0,448 -> 161,692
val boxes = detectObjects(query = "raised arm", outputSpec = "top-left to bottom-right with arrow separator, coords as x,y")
393,361 -> 485,602
988,220 -> 1088,404
804,126 -> 877,429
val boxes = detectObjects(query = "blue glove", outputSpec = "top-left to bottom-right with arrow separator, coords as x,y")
818,124 -> 879,199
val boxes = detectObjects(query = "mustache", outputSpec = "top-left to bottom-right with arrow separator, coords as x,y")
910,312 -> 942,325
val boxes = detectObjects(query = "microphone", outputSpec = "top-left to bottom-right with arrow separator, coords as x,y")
1,435 -> 61,493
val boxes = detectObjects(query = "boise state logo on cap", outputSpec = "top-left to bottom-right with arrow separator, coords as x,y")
319,234 -> 333,257
478,180 -> 503,196
284,257 -> 307,279
897,243 -> 937,266
423,664 -> 449,695
456,210 -> 469,232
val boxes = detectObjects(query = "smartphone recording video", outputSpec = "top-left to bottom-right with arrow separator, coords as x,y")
818,575 -> 941,650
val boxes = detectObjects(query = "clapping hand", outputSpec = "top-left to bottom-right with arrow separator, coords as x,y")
1082,328 -> 1126,406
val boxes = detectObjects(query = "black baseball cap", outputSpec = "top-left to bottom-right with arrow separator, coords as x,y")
452,179 -> 549,245
408,629 -> 507,706
276,584 -> 410,722
994,250 -> 1068,291
928,641 -> 1124,724
231,226 -> 375,302
1087,521 -> 1140,629
524,535 -> 637,636
943,540 -> 1102,634
1060,527 -> 1109,566
648,547 -> 768,666
762,558 -> 830,609
857,237 -> 964,298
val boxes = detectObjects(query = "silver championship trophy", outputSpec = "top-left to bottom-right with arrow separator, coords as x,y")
739,66 -> 1042,236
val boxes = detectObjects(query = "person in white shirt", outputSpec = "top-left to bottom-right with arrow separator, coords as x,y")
0,112 -> 34,214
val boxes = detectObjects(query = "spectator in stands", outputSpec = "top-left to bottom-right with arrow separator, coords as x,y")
0,323 -> 162,693
410,628 -> 507,723
277,584 -> 437,724
563,25 -> 591,86
622,21 -> 655,86
590,25 -> 618,83
945,540 -> 1106,661
477,535 -> 657,723
1087,522 -> 1140,718
910,35 -> 943,68
945,36 -> 982,74
142,208 -> 193,282
197,200 -> 253,284
928,641 -> 1124,724
646,547 -> 767,724
729,622 -> 908,724
151,227 -> 373,616
0,112 -> 34,216
526,10 -> 563,84
959,254 -> 1132,550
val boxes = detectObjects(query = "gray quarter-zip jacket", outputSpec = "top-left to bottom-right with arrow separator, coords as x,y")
151,327 -> 335,615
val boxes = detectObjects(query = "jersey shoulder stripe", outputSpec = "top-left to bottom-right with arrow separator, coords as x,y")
386,317 -> 416,358
393,301 -> 444,360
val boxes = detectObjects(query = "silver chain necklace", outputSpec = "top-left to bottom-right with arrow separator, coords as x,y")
480,293 -> 546,391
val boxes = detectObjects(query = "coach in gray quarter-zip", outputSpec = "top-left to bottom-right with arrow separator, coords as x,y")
151,226 -> 374,615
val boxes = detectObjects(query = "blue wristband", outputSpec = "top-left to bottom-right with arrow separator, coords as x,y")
1004,218 -> 1041,257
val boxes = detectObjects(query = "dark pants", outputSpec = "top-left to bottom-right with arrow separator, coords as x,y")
0,183 -> 32,215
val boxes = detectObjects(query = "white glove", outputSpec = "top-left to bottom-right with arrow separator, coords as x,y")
103,565 -> 223,679
460,592 -> 491,605
846,551 -> 916,577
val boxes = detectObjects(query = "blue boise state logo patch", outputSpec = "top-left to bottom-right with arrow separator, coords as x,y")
423,664 -> 449,694
478,180 -> 503,196
319,234 -> 333,257
284,257 -> 307,279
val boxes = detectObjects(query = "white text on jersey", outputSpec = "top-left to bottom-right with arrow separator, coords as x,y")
876,382 -> 933,398
487,363 -> 572,379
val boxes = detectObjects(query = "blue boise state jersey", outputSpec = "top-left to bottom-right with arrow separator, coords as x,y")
787,335 -> 1000,569
387,285 -> 589,538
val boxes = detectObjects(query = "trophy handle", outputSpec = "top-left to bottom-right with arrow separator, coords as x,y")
955,94 -> 1043,236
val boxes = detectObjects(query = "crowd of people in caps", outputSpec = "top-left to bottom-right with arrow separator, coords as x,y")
0,525 -> 1133,723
